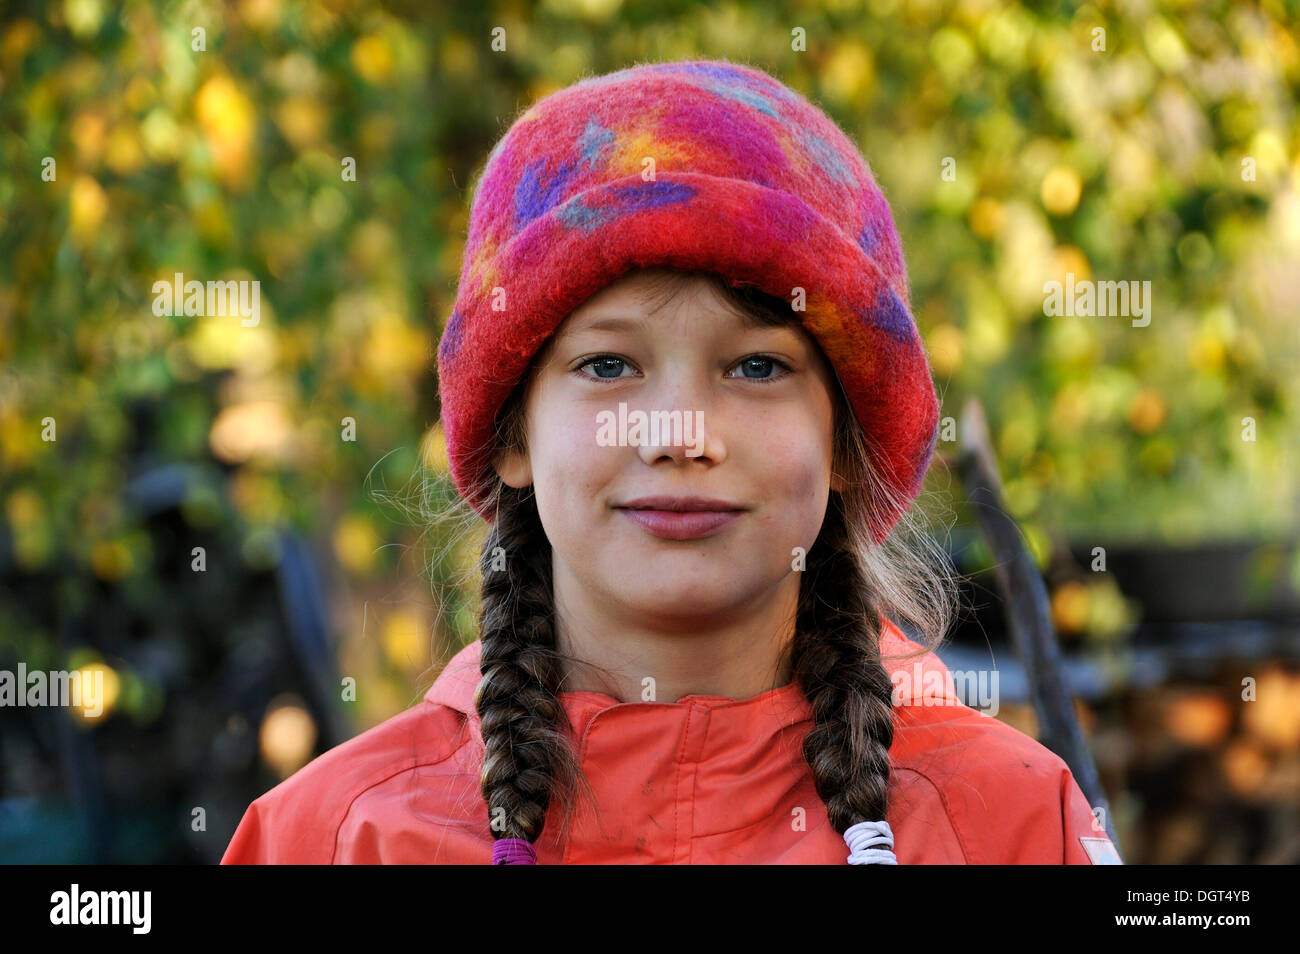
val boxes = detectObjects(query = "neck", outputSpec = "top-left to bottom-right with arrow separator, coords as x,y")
550,553 -> 799,704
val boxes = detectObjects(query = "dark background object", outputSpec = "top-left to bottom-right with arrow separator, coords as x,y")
0,461 -> 347,863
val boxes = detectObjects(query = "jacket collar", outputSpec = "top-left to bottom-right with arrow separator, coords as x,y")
424,616 -> 951,738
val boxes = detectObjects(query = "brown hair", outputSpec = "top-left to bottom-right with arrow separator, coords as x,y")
416,266 -> 962,857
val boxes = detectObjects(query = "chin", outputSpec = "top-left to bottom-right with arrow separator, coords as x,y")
621,573 -> 749,608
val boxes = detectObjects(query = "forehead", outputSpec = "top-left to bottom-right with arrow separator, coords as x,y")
562,270 -> 795,334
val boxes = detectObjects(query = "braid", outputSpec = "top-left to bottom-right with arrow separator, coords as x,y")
791,489 -> 897,855
476,484 -> 589,856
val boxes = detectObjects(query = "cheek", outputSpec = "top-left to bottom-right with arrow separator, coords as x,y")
531,405 -> 616,501
749,402 -> 834,487
766,441 -> 831,513
757,409 -> 835,522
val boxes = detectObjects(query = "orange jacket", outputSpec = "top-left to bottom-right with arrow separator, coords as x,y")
221,617 -> 1121,864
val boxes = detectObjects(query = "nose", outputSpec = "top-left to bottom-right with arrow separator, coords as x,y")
635,384 -> 726,467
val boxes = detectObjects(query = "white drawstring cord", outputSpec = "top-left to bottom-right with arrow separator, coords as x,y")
844,819 -> 898,864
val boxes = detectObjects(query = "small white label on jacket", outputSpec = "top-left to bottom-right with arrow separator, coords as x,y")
1080,836 -> 1123,864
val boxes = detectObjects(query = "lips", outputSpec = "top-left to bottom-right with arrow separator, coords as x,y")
614,496 -> 745,540
616,495 -> 744,512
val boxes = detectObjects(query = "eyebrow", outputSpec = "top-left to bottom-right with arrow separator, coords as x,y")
578,315 -> 651,333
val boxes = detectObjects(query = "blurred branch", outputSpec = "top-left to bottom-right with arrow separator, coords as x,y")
955,395 -> 1122,855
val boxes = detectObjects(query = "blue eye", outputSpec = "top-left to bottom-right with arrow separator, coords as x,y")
572,354 -> 792,383
576,356 -> 633,379
730,356 -> 791,382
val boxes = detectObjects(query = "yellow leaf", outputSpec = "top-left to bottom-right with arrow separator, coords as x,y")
352,34 -> 395,85
69,175 -> 108,242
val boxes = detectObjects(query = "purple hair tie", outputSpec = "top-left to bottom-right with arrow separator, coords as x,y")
492,838 -> 538,865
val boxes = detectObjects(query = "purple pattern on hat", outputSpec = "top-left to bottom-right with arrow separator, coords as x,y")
439,308 -> 464,363
867,284 -> 917,346
556,179 -> 696,232
858,218 -> 880,256
514,156 -> 581,229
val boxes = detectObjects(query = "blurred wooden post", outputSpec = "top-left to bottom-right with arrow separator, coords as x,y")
954,395 -> 1122,855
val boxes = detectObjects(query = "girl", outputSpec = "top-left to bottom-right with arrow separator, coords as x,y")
222,59 -> 1120,865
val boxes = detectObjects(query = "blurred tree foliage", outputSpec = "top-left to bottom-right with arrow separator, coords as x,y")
0,0 -> 1297,709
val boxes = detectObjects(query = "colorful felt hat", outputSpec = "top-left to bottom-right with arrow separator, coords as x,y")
436,58 -> 940,544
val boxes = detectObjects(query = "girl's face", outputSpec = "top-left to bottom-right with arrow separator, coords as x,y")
493,269 -> 845,630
